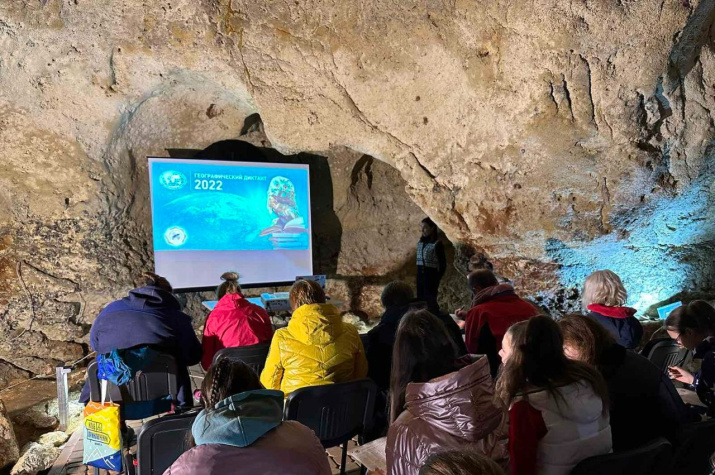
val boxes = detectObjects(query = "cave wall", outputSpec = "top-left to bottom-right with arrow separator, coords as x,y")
1,0 -> 715,380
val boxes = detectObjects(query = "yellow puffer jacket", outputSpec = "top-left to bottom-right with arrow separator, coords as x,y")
260,303 -> 368,395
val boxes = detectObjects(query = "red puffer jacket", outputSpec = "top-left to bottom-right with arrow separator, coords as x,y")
386,357 -> 509,475
201,293 -> 274,370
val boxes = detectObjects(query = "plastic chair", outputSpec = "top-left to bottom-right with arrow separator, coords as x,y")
641,338 -> 690,375
571,438 -> 673,475
211,343 -> 271,375
87,353 -> 179,414
672,419 -> 715,475
87,353 -> 180,474
136,410 -> 198,475
284,379 -> 378,475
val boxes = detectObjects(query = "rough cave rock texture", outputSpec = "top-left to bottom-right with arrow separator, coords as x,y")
1,0 -> 715,379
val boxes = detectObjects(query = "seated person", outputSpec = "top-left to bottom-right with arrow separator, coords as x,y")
81,272 -> 202,408
419,450 -> 506,475
496,317 -> 611,475
386,310 -> 508,475
582,270 -> 643,349
366,281 -> 414,392
201,272 -> 273,370
165,359 -> 331,475
420,300 -> 469,357
666,301 -> 715,416
260,279 -> 367,395
559,313 -> 687,450
462,270 -> 538,375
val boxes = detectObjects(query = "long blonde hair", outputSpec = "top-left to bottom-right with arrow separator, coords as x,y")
582,270 -> 627,308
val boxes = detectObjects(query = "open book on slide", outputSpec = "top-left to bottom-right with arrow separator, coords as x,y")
348,437 -> 387,472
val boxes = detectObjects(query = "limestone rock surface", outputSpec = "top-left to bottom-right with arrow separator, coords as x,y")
9,442 -> 60,475
1,0 -> 715,383
37,431 -> 69,448
11,411 -> 58,431
0,400 -> 20,471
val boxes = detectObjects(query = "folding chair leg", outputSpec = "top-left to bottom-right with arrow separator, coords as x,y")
340,442 -> 348,475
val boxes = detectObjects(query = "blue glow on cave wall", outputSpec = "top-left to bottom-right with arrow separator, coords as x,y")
546,161 -> 715,314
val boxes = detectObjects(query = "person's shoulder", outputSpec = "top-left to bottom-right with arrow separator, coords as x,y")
165,444 -> 221,473
626,314 -> 643,324
95,299 -> 130,319
619,349 -> 660,379
273,326 -> 288,337
264,421 -> 324,451
387,407 -> 417,434
339,320 -> 360,335
279,420 -> 319,437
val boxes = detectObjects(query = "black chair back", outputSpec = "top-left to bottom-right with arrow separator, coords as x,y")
673,420 -> 715,475
641,338 -> 689,375
571,438 -> 672,475
359,333 -> 370,352
136,410 -> 198,475
212,343 -> 271,375
284,379 -> 378,475
88,353 -> 179,409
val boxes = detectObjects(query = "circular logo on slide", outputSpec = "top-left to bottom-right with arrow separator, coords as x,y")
164,226 -> 187,247
159,170 -> 188,190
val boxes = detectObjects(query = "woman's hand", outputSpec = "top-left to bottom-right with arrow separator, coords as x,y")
455,307 -> 467,319
668,366 -> 695,385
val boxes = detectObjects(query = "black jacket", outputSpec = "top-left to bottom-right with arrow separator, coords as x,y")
599,344 -> 687,450
366,306 -> 467,392
366,306 -> 410,391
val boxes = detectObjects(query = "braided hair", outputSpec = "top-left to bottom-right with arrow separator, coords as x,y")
189,359 -> 264,448
200,359 -> 263,409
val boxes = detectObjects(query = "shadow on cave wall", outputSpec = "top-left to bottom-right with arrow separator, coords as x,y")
169,139 -> 343,279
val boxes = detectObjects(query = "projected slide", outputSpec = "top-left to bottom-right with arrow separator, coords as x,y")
148,158 -> 312,289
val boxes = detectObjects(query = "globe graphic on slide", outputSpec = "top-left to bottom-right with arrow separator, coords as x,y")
162,192 -> 269,249
164,226 -> 187,246
159,170 -> 188,190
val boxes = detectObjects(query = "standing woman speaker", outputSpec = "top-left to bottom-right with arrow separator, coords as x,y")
416,217 -> 447,311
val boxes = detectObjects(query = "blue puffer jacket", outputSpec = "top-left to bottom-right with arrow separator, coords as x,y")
81,285 -> 202,406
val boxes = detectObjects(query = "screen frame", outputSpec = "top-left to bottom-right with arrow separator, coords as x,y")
147,155 -> 313,293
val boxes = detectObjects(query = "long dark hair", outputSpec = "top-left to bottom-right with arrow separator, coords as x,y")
665,300 -> 715,335
201,359 -> 263,408
189,359 -> 264,447
495,316 -> 609,413
389,310 -> 459,422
